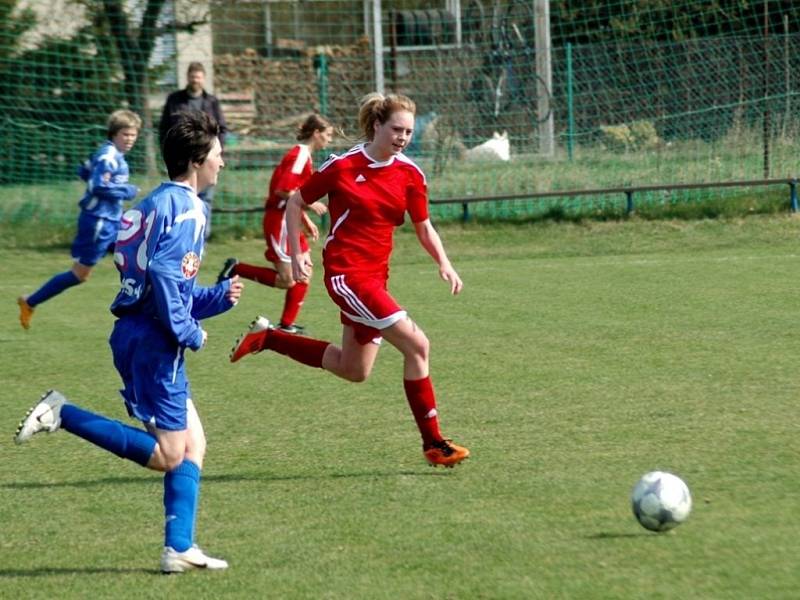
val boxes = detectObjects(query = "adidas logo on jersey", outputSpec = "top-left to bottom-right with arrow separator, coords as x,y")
355,174 -> 366,183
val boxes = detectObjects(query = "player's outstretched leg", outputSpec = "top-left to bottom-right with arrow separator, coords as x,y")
230,316 -> 272,362
216,257 -> 238,284
18,270 -> 83,329
423,439 -> 470,468
17,296 -> 35,330
15,390 -> 66,443
161,545 -> 229,574
230,316 -> 330,367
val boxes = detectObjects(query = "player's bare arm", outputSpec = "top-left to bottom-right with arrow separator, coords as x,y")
286,191 -> 312,282
301,211 -> 319,241
413,219 -> 463,295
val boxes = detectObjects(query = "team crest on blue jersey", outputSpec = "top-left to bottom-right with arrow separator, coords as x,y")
181,252 -> 201,279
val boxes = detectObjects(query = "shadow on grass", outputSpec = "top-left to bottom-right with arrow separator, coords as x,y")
0,566 -> 159,577
586,532 -> 646,540
1,469 -> 444,490
207,470 -> 445,484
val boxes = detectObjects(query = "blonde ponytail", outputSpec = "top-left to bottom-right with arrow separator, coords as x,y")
358,92 -> 416,140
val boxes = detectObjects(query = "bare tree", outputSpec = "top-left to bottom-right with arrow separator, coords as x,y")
80,0 -> 208,172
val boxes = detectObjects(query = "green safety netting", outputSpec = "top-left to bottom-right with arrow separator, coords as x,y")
2,0 -> 799,225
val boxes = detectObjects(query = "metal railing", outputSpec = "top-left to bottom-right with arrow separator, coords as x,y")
215,178 -> 799,222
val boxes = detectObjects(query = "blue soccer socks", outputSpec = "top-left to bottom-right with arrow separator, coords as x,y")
46,404 -> 204,555
164,460 -> 201,553
60,404 -> 157,466
27,271 -> 82,307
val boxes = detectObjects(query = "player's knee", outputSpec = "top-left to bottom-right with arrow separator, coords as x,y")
275,277 -> 292,289
406,331 -> 430,362
344,373 -> 368,383
162,455 -> 185,472
341,364 -> 371,383
186,437 -> 206,465
160,447 -> 187,472
72,265 -> 92,282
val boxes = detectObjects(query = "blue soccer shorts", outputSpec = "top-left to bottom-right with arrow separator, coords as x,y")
109,316 -> 191,431
71,211 -> 119,266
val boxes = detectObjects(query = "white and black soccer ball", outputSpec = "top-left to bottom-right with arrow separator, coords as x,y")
631,471 -> 692,532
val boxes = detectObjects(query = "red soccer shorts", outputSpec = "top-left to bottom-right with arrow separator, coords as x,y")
324,273 -> 407,344
263,209 -> 308,264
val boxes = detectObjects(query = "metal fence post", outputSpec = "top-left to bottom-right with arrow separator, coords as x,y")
625,190 -> 634,214
316,53 -> 329,116
566,42 -> 574,161
462,202 -> 470,222
790,179 -> 798,213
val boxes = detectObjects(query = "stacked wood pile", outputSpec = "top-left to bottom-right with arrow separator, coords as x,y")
215,38 -> 372,139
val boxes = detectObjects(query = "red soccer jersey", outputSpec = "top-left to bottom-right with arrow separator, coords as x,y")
266,144 -> 313,210
299,144 -> 429,277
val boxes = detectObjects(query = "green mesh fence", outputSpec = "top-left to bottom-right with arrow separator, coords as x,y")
2,0 -> 800,227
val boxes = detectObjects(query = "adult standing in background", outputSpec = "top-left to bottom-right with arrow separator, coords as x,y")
160,61 -> 228,237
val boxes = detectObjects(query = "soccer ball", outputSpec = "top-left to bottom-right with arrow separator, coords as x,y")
631,471 -> 692,532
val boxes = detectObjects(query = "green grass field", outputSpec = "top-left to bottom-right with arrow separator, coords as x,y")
2,217 -> 799,598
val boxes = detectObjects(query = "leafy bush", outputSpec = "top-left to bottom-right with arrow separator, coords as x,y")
600,120 -> 661,152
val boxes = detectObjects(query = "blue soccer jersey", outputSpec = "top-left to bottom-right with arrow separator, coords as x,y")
110,181 -> 233,350
78,140 -> 138,221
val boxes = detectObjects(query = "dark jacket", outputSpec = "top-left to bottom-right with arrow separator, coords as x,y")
159,88 -> 228,148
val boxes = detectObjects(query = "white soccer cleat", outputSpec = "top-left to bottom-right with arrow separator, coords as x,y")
160,545 -> 229,574
14,390 -> 67,444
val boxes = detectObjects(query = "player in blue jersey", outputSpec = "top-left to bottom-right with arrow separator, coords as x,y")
14,111 -> 243,574
17,109 -> 142,330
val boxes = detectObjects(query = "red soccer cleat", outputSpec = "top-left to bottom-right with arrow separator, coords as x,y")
230,316 -> 271,363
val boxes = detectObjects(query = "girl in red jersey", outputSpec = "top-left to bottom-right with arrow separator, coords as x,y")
218,114 -> 332,333
230,93 -> 469,468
